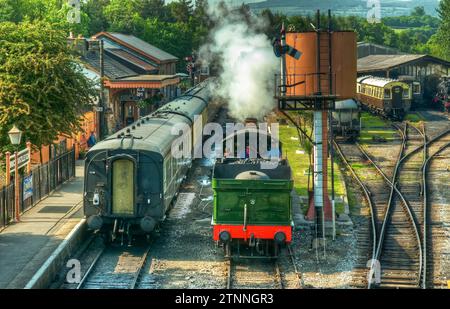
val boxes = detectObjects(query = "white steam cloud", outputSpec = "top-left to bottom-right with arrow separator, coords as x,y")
199,5 -> 278,121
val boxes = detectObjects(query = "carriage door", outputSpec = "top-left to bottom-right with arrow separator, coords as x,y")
112,159 -> 135,215
392,86 -> 403,109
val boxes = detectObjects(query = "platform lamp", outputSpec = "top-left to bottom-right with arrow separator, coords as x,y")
8,125 -> 22,222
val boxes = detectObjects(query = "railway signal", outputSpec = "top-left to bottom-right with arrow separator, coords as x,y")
272,31 -> 302,60
185,54 -> 197,85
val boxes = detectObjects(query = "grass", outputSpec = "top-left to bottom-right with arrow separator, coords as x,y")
359,112 -> 396,143
404,112 -> 424,123
278,116 -> 347,215
392,28 -> 407,34
279,123 -> 311,197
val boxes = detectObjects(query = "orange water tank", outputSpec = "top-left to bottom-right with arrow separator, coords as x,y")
285,31 -> 357,99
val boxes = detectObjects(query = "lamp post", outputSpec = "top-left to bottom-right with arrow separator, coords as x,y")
8,125 -> 23,222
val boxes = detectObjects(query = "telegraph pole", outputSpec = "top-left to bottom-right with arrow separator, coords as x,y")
99,39 -> 107,140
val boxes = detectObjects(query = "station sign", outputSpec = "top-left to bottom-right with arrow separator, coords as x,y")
10,148 -> 30,173
136,87 -> 146,98
94,106 -> 103,112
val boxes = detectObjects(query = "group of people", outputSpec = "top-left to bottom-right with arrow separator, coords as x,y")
432,95 -> 450,113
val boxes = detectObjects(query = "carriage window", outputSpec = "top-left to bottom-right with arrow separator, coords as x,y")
357,85 -> 361,93
403,89 -> 410,98
164,157 -> 173,190
413,84 -> 421,94
384,89 -> 391,98
171,156 -> 177,177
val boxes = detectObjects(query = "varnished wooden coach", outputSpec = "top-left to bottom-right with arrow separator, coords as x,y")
356,76 -> 411,120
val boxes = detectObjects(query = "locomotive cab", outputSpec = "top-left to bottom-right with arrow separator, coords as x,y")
212,127 -> 293,258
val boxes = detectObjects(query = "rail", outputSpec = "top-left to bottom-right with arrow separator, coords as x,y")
333,141 -> 377,266
76,243 -> 151,289
358,124 -> 423,288
421,132 -> 450,288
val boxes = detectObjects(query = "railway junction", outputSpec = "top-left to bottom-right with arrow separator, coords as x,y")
0,108 -> 449,290
1,7 -> 450,293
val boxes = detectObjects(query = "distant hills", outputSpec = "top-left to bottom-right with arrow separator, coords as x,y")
244,0 -> 441,17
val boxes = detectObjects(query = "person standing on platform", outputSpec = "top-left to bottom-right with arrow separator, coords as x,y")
87,131 -> 97,148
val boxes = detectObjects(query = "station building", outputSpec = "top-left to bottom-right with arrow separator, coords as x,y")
70,32 -> 181,135
357,42 -> 404,59
357,52 -> 450,106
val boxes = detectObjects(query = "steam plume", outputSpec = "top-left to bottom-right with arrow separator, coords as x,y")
199,4 -> 278,121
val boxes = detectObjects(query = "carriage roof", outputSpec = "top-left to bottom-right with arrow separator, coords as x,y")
357,75 -> 409,88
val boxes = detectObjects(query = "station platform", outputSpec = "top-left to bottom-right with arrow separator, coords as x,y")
0,161 -> 84,289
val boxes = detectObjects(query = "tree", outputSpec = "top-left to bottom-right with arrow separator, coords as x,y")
82,0 -> 110,35
138,0 -> 167,20
103,0 -> 142,33
140,17 -> 194,71
0,21 -> 97,153
411,6 -> 426,17
435,0 -> 450,60
167,0 -> 193,24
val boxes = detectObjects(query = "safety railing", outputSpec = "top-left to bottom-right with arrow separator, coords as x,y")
274,73 -> 337,98
0,149 -> 75,230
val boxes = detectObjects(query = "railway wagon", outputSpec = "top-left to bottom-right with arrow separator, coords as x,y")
356,76 -> 411,120
332,98 -> 360,140
212,154 -> 293,258
83,79 -> 216,244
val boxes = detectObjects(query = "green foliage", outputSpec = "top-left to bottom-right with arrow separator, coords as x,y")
167,0 -> 193,24
0,21 -> 97,153
435,0 -> 450,60
383,7 -> 439,28
276,8 -> 445,57
81,0 -> 110,34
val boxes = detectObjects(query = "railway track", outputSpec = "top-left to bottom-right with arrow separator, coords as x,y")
75,241 -> 152,289
226,246 -> 302,289
333,141 -> 377,288
375,124 -> 450,288
336,123 -> 428,288
366,123 -> 423,289
342,121 -> 450,289
422,125 -> 450,288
